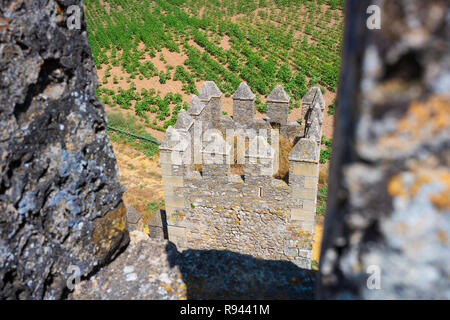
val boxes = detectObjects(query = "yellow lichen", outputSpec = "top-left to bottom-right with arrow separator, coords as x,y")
379,95 -> 450,150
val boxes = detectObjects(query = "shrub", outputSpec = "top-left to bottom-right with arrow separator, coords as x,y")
316,184 -> 328,216
320,136 -> 333,164
327,105 -> 335,115
256,103 -> 267,113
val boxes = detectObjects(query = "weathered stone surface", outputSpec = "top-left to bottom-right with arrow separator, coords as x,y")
318,0 -> 450,299
187,95 -> 205,116
267,85 -> 290,103
232,82 -> 255,125
232,82 -> 255,100
70,231 -> 316,300
198,81 -> 222,101
301,87 -> 324,121
0,0 -> 127,299
289,138 -> 319,162
267,85 -> 290,125
174,109 -> 194,132
126,205 -> 142,232
69,231 -> 186,300
159,126 -> 190,152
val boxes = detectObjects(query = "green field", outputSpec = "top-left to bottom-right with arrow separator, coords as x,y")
85,0 -> 343,133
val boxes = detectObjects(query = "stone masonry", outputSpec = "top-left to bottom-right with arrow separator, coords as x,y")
158,82 -> 324,269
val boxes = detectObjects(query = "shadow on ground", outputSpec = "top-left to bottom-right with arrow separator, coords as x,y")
165,242 -> 316,300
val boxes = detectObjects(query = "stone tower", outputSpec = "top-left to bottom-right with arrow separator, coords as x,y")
157,82 -> 325,269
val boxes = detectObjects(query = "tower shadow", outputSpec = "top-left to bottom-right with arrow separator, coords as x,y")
165,242 -> 317,300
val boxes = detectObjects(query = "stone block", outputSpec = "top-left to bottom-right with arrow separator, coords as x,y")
292,162 -> 318,177
162,184 -> 175,196
291,208 -> 315,222
292,186 -> 317,200
161,163 -> 173,176
165,196 -> 185,209
304,176 -> 318,189
160,151 -> 173,164
162,176 -> 184,187
167,225 -> 187,238
302,199 -> 316,211
284,247 -> 299,257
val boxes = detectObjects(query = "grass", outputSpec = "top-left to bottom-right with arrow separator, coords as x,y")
316,184 -> 328,217
106,112 -> 159,158
85,0 -> 342,131
316,168 -> 328,217
146,201 -> 160,214
311,259 -> 319,270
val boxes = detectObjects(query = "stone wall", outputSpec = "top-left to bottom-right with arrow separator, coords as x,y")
0,0 -> 127,299
158,82 -> 324,269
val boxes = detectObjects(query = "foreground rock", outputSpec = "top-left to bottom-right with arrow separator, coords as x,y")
70,231 -> 316,300
69,231 -> 187,300
318,0 -> 450,299
0,1 -> 126,299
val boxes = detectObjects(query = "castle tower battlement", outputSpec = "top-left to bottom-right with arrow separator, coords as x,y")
232,82 -> 255,125
157,81 -> 324,269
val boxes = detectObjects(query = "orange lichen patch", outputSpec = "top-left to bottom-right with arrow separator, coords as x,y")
409,173 -> 432,196
429,172 -> 450,210
388,168 -> 450,210
394,222 -> 408,234
436,230 -> 448,245
379,95 -> 450,150
398,96 -> 450,131
387,174 -> 408,198
92,201 -> 127,254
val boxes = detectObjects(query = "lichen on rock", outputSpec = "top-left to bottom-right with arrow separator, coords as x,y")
0,0 -> 126,299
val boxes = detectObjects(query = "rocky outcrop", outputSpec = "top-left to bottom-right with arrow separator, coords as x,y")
0,0 -> 127,299
318,0 -> 450,299
69,231 -> 187,300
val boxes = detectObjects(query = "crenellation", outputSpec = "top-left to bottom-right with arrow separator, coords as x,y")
301,87 -> 325,140
267,85 -> 290,126
199,81 -> 223,125
175,109 -> 195,132
159,81 -> 324,269
232,82 -> 256,126
187,95 -> 208,124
